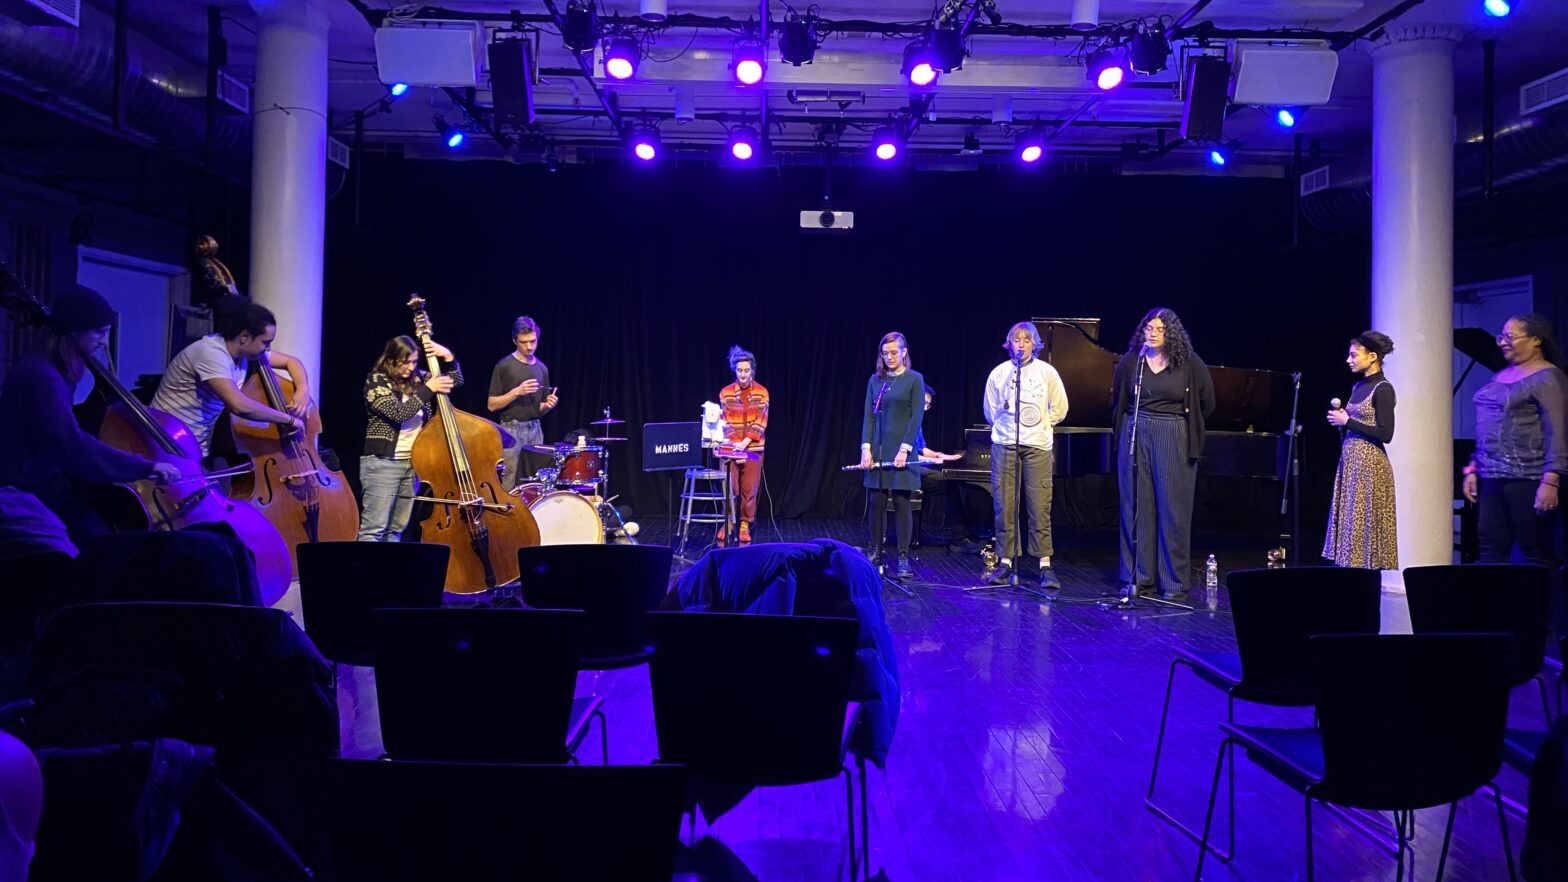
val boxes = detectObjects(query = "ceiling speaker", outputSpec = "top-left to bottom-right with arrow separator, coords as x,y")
375,22 -> 483,88
1230,41 -> 1339,107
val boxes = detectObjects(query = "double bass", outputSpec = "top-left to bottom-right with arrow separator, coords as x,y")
226,351 -> 361,571
406,295 -> 539,592
0,264 -> 293,606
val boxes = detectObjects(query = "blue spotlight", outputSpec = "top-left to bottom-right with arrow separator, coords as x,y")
1207,142 -> 1234,167
1275,107 -> 1299,128
1483,0 -> 1511,17
434,115 -> 465,149
390,82 -> 410,97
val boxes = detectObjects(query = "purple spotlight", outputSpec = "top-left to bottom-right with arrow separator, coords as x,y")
731,42 -> 766,85
629,127 -> 660,161
910,62 -> 938,87
1021,144 -> 1042,163
901,41 -> 939,87
871,126 -> 900,161
604,36 -> 639,80
728,125 -> 759,161
1085,46 -> 1126,91
1097,65 -> 1124,90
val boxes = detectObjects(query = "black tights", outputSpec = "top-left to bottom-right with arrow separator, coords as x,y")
869,489 -> 913,556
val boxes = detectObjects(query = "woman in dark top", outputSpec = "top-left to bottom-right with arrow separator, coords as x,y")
859,331 -> 924,578
1462,313 -> 1568,566
357,335 -> 462,541
1324,331 -> 1399,570
1110,308 -> 1215,601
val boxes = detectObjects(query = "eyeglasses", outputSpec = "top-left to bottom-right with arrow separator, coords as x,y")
1497,333 -> 1532,345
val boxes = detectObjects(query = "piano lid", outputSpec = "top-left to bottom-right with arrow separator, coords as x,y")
1032,318 -> 1295,435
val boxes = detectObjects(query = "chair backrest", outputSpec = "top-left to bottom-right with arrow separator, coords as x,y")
1226,567 -> 1382,704
517,544 -> 674,668
328,759 -> 686,882
370,608 -> 587,763
646,611 -> 859,785
27,602 -> 336,757
1312,633 -> 1512,810
296,542 -> 449,666
1404,564 -> 1549,687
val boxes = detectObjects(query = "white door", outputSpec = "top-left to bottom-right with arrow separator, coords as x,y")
76,247 -> 187,389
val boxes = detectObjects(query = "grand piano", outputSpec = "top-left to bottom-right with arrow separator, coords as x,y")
942,318 -> 1300,552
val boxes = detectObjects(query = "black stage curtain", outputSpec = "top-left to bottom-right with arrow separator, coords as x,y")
321,157 -> 1369,548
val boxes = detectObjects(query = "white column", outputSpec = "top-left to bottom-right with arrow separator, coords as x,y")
1371,24 -> 1462,589
248,0 -> 329,390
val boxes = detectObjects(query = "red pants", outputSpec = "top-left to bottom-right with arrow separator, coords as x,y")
727,456 -> 762,522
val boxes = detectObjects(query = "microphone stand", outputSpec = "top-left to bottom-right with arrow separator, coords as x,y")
1101,348 -> 1193,611
969,354 -> 1049,600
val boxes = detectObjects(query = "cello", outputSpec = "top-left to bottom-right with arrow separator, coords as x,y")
0,264 -> 293,606
406,295 -> 539,593
226,351 -> 361,571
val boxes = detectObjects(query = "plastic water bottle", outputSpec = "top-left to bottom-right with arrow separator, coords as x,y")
1204,555 -> 1219,611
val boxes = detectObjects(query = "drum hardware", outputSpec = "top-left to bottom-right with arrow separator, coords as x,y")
406,495 -> 518,514
592,436 -> 628,443
589,416 -> 626,426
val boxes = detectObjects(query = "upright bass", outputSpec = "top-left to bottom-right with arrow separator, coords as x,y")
407,295 -> 539,592
226,351 -> 361,571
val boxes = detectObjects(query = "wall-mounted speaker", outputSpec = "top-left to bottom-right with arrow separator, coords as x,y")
488,39 -> 536,126
1181,56 -> 1231,142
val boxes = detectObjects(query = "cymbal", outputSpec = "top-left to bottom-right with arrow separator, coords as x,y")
593,436 -> 628,442
589,417 -> 625,425
521,444 -> 561,455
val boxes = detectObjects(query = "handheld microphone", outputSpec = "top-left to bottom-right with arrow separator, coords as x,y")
873,380 -> 891,414
1330,397 -> 1342,410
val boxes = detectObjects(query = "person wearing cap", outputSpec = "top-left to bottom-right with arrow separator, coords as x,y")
0,285 -> 179,545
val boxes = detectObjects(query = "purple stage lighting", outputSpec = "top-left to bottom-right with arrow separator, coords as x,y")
872,126 -> 900,161
1085,46 -> 1125,90
732,42 -> 766,85
1016,132 -> 1045,164
901,41 -> 939,87
729,126 -> 759,161
630,127 -> 661,161
604,36 -> 639,80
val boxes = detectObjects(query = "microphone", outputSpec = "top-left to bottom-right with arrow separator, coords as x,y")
873,380 -> 891,414
1330,397 -> 1342,410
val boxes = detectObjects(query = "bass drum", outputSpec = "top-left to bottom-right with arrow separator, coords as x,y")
510,482 -> 550,506
529,490 -> 605,545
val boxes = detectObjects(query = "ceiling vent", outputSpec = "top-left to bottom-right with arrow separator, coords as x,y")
1521,67 -> 1568,116
0,0 -> 79,27
216,70 -> 249,114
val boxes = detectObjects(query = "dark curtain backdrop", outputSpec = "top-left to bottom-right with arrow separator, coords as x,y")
320,156 -> 1371,551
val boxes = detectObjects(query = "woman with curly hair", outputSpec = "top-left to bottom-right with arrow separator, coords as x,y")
1111,308 -> 1215,602
1462,313 -> 1568,567
1324,331 -> 1399,570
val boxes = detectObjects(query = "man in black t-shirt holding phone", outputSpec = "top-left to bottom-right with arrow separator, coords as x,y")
487,315 -> 558,491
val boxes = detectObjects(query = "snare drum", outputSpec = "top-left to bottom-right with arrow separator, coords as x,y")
557,445 -> 604,485
529,490 -> 605,545
510,482 -> 550,506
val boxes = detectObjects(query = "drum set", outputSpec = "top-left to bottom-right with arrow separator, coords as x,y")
508,409 -> 634,545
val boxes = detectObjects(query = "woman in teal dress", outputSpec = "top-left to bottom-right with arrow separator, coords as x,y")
859,331 -> 924,577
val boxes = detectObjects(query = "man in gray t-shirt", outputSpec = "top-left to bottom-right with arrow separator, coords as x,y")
487,316 -> 559,489
151,300 -> 308,457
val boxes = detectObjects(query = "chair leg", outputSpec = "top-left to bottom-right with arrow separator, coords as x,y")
842,767 -> 856,882
1146,660 -> 1232,861
1192,735 -> 1231,882
860,749 -> 870,882
1394,809 -> 1408,882
1304,790 -> 1317,878
595,708 -> 609,763
1490,783 -> 1519,882
1435,801 -> 1458,881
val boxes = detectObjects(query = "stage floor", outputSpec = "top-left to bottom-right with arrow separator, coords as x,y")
327,518 -> 1538,882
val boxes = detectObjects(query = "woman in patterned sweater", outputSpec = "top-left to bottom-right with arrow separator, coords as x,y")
357,335 -> 463,541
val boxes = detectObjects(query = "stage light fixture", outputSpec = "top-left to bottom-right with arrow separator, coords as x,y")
1207,141 -> 1235,167
630,126 -> 661,161
1016,131 -> 1045,163
1127,22 -> 1170,75
731,40 -> 766,85
930,26 -> 965,73
1275,106 -> 1305,128
779,13 -> 818,66
604,36 -> 640,80
389,82 -> 410,97
1085,46 -> 1126,90
901,40 -> 939,87
960,131 -> 983,156
871,126 -> 901,161
433,115 -> 465,149
562,0 -> 599,52
1483,0 -> 1512,16
728,125 -> 760,161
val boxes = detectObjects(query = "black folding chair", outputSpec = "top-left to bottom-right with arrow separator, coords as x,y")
518,543 -> 674,669
296,541 -> 449,673
1192,633 -> 1517,882
646,611 -> 869,880
329,758 -> 686,882
1148,566 -> 1382,860
370,607 -> 607,763
1405,564 -> 1553,727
